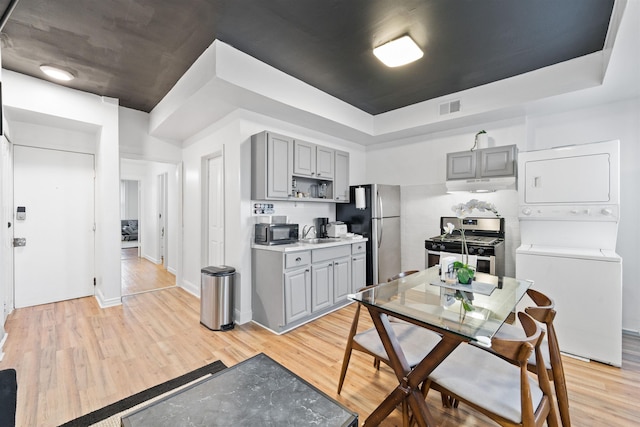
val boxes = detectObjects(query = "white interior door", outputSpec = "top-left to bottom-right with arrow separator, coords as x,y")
207,155 -> 224,266
14,146 -> 95,308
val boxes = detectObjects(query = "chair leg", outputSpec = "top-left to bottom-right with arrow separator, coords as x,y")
337,346 -> 353,394
374,357 -> 381,370
552,368 -> 571,427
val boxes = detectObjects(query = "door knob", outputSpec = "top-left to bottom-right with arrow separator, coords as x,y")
13,238 -> 26,247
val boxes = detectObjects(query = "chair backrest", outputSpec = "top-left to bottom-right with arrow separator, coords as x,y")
490,312 -> 554,425
387,270 -> 419,282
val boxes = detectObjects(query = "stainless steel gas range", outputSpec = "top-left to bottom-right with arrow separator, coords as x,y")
425,216 -> 505,277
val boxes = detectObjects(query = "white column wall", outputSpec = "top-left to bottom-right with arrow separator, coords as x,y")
3,71 -> 122,307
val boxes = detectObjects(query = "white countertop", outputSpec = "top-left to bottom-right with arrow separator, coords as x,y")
252,236 -> 367,252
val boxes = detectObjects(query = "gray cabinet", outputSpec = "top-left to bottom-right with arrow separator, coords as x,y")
316,146 -> 335,179
334,150 -> 350,203
252,131 -> 293,200
479,145 -> 516,177
252,243 -> 355,333
284,267 -> 311,323
446,145 -> 516,180
333,256 -> 351,303
293,140 -> 335,179
311,262 -> 333,312
252,130 -> 349,202
446,151 -> 476,180
351,242 -> 366,292
293,140 -> 315,177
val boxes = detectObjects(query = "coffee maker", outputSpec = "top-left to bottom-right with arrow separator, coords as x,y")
315,217 -> 329,238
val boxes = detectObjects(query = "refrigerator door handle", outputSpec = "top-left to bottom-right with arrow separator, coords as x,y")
377,191 -> 384,248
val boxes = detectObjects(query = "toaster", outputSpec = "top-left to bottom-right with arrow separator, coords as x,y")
327,222 -> 348,237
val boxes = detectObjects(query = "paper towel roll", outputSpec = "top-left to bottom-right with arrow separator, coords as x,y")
355,187 -> 366,209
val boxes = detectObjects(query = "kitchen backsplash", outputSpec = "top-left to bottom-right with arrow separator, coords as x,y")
401,184 -> 520,277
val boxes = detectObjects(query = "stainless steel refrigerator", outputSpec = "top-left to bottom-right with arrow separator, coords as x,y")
336,184 -> 401,285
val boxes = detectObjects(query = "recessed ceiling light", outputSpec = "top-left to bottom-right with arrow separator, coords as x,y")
40,65 -> 75,81
373,35 -> 423,67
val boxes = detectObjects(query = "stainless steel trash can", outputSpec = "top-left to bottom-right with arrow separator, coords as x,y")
200,266 -> 235,331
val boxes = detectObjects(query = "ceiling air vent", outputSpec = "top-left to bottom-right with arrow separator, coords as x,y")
439,99 -> 461,115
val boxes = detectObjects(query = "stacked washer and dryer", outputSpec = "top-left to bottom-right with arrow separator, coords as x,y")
516,140 -> 622,367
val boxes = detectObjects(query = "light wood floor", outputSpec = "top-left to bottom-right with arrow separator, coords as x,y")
1,288 -> 639,426
121,247 -> 176,295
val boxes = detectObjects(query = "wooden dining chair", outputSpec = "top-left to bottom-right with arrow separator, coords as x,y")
494,289 -> 571,426
424,312 -> 559,427
336,283 -> 442,395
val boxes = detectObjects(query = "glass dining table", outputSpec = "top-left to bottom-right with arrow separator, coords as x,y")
350,266 -> 532,427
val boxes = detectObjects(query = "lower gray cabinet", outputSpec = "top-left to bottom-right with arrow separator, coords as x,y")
253,243 -> 356,334
352,253 -> 366,292
284,267 -> 311,323
333,256 -> 352,303
311,262 -> 333,312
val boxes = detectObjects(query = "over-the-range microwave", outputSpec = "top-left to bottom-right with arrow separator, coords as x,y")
254,223 -> 299,245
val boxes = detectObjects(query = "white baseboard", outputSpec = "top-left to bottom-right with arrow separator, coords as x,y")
623,328 -> 640,337
143,254 -> 161,264
94,289 -> 122,308
180,279 -> 200,297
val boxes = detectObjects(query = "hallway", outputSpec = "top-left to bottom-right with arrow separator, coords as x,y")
121,248 -> 175,295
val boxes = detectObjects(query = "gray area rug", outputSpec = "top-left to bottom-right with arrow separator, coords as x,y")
58,360 -> 226,427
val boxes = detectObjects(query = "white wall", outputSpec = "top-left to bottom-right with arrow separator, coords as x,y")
367,98 -> 640,333
366,118 -> 526,277
3,71 -> 122,308
179,110 -> 366,324
119,107 -> 181,162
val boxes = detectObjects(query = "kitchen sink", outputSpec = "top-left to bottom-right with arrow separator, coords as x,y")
298,238 -> 338,244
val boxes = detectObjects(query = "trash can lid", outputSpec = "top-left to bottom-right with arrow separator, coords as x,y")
201,265 -> 236,276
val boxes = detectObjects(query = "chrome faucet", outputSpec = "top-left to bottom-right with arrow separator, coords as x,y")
302,225 -> 316,239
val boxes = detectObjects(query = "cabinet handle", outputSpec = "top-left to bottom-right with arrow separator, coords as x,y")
305,269 -> 310,273
296,257 -> 301,262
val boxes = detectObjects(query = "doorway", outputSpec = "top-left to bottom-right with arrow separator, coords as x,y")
120,159 -> 178,296
14,145 -> 95,308
120,179 -> 140,251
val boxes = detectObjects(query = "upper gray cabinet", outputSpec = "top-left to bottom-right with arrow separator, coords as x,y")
293,140 -> 334,179
334,150 -> 350,202
446,145 -> 517,180
252,131 -> 293,200
252,131 -> 349,202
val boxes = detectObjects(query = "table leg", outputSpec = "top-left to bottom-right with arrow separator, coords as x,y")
363,306 -> 464,427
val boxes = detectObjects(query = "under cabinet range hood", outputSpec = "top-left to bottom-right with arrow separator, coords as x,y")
446,176 -> 516,193
445,145 -> 517,193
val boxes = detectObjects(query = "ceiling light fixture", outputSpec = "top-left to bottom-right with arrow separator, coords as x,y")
373,35 -> 423,67
39,65 -> 75,81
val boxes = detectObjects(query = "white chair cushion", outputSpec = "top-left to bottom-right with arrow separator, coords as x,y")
495,323 -> 551,370
429,343 -> 544,424
353,323 -> 441,367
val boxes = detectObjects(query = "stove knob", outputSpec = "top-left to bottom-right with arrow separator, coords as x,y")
439,244 -> 446,251
468,246 -> 475,254
477,248 -> 485,255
